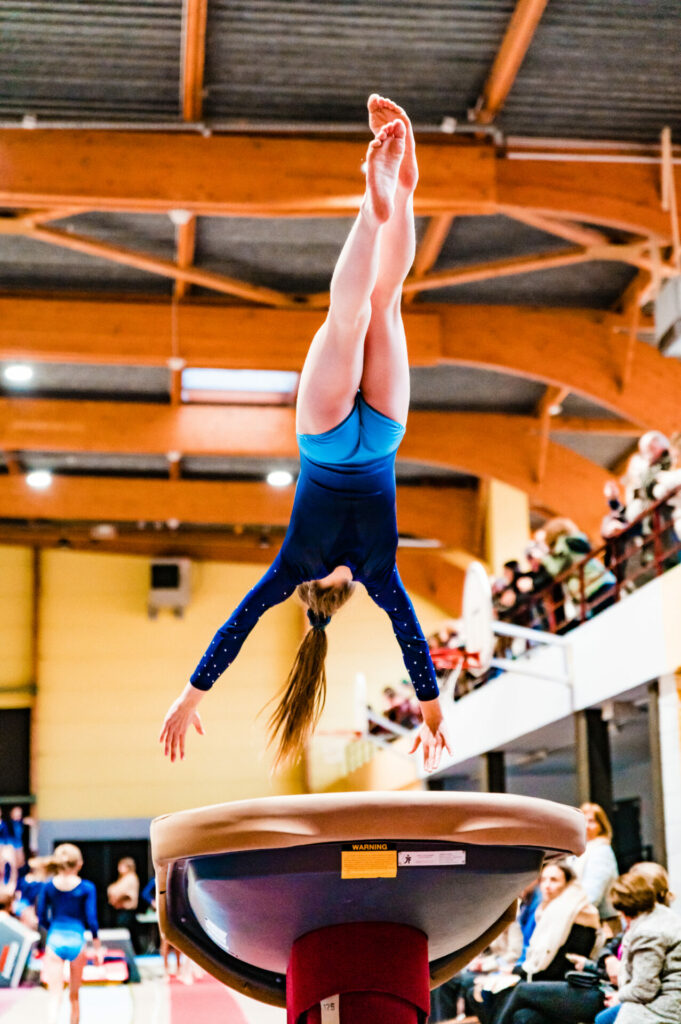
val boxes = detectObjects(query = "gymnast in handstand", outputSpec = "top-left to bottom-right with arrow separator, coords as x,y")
160,96 -> 450,772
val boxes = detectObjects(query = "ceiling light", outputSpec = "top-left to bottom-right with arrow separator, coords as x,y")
548,403 -> 563,416
267,470 -> 294,488
26,470 -> 52,490
3,364 -> 34,385
182,368 -> 298,393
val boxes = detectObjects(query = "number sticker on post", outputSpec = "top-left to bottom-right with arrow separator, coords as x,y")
321,994 -> 340,1023
341,843 -> 397,879
398,850 -> 466,867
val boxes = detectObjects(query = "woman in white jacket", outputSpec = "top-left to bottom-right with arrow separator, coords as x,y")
576,803 -> 619,929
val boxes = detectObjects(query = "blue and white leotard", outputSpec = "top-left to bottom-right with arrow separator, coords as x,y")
191,393 -> 439,700
38,878 -> 99,961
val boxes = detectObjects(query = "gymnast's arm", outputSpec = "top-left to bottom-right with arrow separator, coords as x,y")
365,565 -> 451,772
159,553 -> 299,761
84,881 -> 104,963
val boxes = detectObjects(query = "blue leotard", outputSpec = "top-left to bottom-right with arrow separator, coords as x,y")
191,394 -> 439,701
38,878 -> 99,961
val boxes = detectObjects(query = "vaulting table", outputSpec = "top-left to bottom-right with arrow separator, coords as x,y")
151,791 -> 584,1023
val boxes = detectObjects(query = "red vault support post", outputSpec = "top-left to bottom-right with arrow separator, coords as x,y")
287,921 -> 431,1024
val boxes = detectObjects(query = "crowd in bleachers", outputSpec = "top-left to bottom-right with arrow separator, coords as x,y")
365,430 -> 681,728
431,804 -> 681,1024
493,430 -> 681,636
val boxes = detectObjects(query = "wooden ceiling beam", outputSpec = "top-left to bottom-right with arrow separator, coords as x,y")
0,475 -> 475,549
398,411 -> 611,538
0,522 -> 279,565
174,215 -> 197,301
176,0 -> 209,298
2,297 -> 679,434
181,0 -> 208,123
0,131 -> 678,240
400,241 -> 666,297
498,207 -> 610,248
0,297 -> 441,369
27,225 -> 295,308
535,385 -> 569,484
549,417 -> 641,436
473,0 -> 551,125
436,305 -> 680,438
495,155 -> 677,242
0,401 -> 610,536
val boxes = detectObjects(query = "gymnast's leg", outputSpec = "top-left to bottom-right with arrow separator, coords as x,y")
295,118 -> 406,437
43,946 -> 65,1024
68,947 -> 87,1024
360,94 -> 418,426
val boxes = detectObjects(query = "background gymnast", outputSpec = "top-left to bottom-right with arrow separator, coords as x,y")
160,96 -> 451,773
37,843 -> 103,1024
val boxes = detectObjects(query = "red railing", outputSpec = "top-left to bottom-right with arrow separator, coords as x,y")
504,485 -> 681,635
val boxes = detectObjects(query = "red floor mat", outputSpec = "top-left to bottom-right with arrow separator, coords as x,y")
170,975 -> 250,1023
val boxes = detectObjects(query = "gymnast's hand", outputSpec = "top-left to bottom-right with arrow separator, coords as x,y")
159,683 -> 206,762
409,698 -> 452,773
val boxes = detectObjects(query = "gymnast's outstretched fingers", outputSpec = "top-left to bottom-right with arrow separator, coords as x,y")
159,683 -> 206,762
410,698 -> 452,773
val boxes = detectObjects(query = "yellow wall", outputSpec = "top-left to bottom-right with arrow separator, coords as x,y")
485,479 -> 530,575
35,551 -> 303,820
0,546 -> 33,709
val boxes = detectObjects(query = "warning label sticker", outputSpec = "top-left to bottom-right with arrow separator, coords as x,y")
341,843 -> 397,879
398,850 -> 466,867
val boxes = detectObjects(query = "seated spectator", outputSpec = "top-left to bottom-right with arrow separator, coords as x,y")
543,518 -> 617,627
632,431 -> 680,573
475,860 -> 600,1024
595,865 -> 681,1024
601,481 -> 639,591
493,561 -> 524,621
515,544 -> 553,631
576,803 -> 620,933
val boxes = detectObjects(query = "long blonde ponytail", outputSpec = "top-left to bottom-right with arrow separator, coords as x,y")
267,580 -> 355,767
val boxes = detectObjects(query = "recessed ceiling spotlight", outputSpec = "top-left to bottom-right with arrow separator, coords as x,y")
267,470 -> 294,488
3,364 -> 34,385
26,469 -> 52,490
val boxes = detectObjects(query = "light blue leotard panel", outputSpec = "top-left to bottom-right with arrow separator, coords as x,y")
47,923 -> 87,961
297,393 -> 405,466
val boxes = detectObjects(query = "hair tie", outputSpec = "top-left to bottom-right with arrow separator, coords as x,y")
307,608 -> 331,632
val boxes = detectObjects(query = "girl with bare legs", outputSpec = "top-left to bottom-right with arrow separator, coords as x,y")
38,844 -> 103,1024
160,97 -> 451,772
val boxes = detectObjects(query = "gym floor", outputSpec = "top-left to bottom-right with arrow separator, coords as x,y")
0,958 -> 286,1024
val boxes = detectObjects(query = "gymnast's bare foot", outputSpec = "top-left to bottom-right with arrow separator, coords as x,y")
363,120 -> 406,223
368,93 -> 418,191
